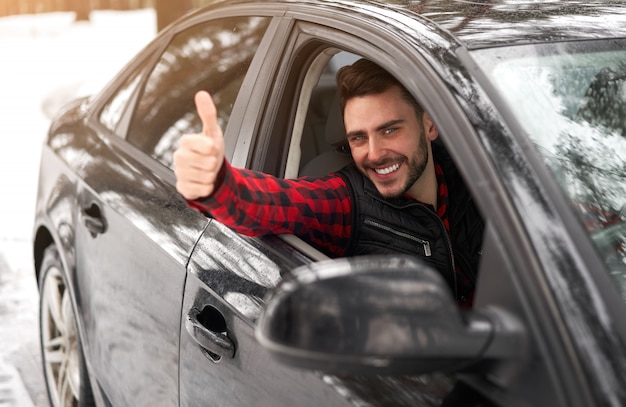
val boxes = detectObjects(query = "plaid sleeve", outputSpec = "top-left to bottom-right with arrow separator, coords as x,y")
191,160 -> 352,257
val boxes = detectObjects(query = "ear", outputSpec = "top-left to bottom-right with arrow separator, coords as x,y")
422,112 -> 439,141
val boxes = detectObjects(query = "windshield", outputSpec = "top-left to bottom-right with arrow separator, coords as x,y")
471,39 -> 626,301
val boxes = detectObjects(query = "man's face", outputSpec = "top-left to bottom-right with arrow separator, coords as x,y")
344,86 -> 432,199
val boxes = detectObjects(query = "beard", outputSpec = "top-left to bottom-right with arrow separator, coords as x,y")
400,134 -> 429,196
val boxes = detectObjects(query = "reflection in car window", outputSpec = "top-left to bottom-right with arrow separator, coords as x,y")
127,16 -> 271,169
472,40 -> 626,300
99,54 -> 152,134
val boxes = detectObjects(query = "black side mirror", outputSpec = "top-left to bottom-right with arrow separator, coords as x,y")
256,256 -> 524,376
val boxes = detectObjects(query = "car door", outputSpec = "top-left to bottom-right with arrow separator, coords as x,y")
172,9 -> 357,406
73,10 -> 278,406
177,11 -> 472,406
74,144 -> 204,407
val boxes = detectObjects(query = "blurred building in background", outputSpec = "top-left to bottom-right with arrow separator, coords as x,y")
0,0 -> 213,31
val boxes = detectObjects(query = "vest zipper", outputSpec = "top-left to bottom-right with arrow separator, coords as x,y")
363,219 -> 432,256
365,216 -> 459,300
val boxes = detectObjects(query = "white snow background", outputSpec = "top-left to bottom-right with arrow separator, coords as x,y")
0,9 -> 157,406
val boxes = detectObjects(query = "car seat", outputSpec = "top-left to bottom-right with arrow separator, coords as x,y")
299,95 -> 353,176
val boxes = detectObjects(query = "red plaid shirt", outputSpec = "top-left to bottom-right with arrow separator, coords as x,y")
190,161 -> 353,256
190,160 -> 453,259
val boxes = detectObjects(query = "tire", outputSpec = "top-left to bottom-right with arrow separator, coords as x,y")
39,245 -> 96,407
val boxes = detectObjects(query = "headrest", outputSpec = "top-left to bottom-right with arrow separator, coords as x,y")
325,95 -> 347,147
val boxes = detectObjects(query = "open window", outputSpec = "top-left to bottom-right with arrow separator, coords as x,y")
290,51 -> 359,178
260,41 -> 487,303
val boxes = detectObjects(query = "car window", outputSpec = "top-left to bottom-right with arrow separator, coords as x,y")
471,39 -> 626,301
296,52 -> 359,178
127,16 -> 271,169
274,51 -> 359,179
98,53 -> 152,134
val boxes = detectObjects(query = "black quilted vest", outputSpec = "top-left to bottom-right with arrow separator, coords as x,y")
337,145 -> 484,302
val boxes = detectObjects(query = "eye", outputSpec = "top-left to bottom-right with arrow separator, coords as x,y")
383,127 -> 398,135
348,134 -> 366,144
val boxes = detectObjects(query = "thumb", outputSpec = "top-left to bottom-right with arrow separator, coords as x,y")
195,90 -> 219,137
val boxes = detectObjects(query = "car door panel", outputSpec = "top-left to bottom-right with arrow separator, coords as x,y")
234,21 -> 474,404
181,221 -> 477,406
180,222 -> 357,406
74,138 -> 208,406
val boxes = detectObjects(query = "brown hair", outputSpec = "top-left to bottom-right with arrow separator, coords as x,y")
336,59 -> 424,119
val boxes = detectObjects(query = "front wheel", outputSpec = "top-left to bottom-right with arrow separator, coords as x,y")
39,245 -> 95,407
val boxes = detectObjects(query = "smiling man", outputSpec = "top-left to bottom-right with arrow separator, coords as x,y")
173,59 -> 484,306
341,68 -> 437,204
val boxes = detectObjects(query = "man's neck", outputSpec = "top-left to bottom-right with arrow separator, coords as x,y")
405,164 -> 438,208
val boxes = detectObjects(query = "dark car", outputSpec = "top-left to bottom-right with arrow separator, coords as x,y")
33,0 -> 626,406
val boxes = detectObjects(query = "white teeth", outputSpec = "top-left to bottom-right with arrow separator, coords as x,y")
375,163 -> 400,175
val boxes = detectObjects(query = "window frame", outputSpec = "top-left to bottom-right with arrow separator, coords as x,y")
85,9 -> 289,186
125,15 -> 276,168
97,50 -> 156,137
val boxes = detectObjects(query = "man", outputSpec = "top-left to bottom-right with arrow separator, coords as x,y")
173,59 -> 483,306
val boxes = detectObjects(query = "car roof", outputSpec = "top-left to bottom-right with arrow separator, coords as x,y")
197,0 -> 626,49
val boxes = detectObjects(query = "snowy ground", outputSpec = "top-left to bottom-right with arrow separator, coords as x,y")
0,10 -> 156,406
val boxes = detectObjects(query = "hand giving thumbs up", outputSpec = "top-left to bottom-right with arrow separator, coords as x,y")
173,91 -> 225,200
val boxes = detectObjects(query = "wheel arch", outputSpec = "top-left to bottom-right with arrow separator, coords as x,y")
33,225 -> 54,286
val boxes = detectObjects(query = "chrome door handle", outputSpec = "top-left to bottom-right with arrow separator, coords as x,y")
81,203 -> 106,236
185,307 -> 235,362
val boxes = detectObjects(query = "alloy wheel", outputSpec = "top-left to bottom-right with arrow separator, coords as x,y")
40,264 -> 81,407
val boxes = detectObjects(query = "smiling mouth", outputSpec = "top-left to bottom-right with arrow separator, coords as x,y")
374,163 -> 401,175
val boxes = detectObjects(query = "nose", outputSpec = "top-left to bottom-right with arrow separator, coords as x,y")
367,135 -> 385,162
